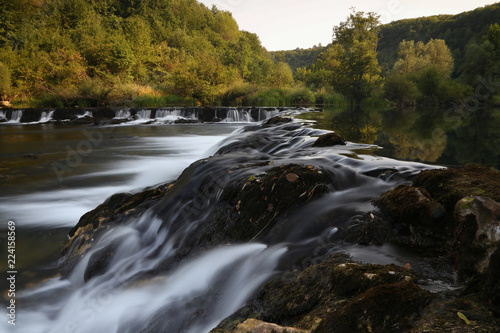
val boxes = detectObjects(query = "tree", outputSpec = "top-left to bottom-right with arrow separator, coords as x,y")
393,39 -> 453,77
267,62 -> 294,88
0,62 -> 11,98
332,9 -> 382,106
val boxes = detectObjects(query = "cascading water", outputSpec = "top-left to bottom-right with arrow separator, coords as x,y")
77,111 -> 93,118
257,108 -> 279,121
8,110 -> 23,123
114,109 -> 131,119
39,110 -> 55,123
2,115 -> 441,332
223,109 -> 252,122
156,109 -> 182,121
136,110 -> 152,120
0,110 -> 6,121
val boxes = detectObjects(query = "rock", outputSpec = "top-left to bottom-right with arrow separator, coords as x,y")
375,185 -> 446,228
312,132 -> 346,147
174,118 -> 199,124
263,116 -> 292,127
209,164 -> 335,244
482,248 -> 500,306
322,281 -> 432,333
23,153 -> 39,159
213,253 -> 429,333
286,173 -> 299,183
233,319 -> 309,333
413,164 -> 500,213
454,196 -> 500,279
59,182 -> 173,278
374,185 -> 447,249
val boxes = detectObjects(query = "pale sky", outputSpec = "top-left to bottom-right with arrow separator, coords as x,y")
198,0 -> 499,51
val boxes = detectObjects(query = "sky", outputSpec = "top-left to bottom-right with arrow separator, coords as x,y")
197,0 -> 499,51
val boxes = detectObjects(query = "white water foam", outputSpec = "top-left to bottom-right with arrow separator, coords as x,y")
77,111 -> 93,118
39,110 -> 55,123
9,209 -> 286,333
114,109 -> 131,119
223,108 -> 252,122
0,133 -> 232,228
6,110 -> 23,123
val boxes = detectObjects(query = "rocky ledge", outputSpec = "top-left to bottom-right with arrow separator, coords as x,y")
59,118 -> 500,332
212,164 -> 500,333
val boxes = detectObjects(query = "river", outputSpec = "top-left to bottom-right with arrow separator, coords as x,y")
0,107 -> 497,332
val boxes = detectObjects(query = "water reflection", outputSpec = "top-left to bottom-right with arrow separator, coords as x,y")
299,107 -> 500,168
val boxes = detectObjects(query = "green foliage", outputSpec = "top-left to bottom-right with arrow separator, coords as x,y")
383,74 -> 419,105
267,62 -> 294,88
460,24 -> 500,96
393,39 -> 454,77
385,38 -> 468,106
378,3 -> 500,74
270,44 -> 329,73
0,0 -> 283,106
332,9 -> 382,105
0,62 -> 11,97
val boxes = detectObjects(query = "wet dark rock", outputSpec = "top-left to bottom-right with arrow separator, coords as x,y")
212,253 -> 430,333
22,153 -> 39,159
454,197 -> 500,280
374,185 -> 448,250
375,185 -> 446,229
208,164 -> 335,244
60,182 -> 173,278
335,212 -> 397,246
413,164 -> 500,213
312,132 -> 346,147
263,116 -> 293,127
323,281 -> 432,333
174,118 -> 199,124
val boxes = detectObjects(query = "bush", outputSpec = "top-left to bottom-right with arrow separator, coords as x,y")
384,74 -> 420,105
289,87 -> 315,105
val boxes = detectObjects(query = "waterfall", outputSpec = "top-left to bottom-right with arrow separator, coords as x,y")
156,109 -> 182,120
223,109 -> 252,122
77,111 -> 93,118
136,110 -> 152,120
39,110 -> 55,123
0,110 -> 6,121
114,109 -> 131,119
15,212 -> 286,333
8,110 -> 23,123
4,115 -> 442,333
258,108 -> 280,121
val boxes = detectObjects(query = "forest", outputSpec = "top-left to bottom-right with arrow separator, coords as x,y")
0,0 -> 499,108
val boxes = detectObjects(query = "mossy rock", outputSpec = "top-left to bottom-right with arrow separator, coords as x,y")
321,281 -> 432,333
413,164 -> 500,213
312,132 -> 346,147
207,164 -> 336,244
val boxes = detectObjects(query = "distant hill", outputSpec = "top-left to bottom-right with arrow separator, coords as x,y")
270,45 -> 329,73
274,3 -> 500,75
378,2 -> 500,73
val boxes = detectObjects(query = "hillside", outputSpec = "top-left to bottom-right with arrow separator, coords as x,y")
378,2 -> 500,73
0,0 -> 278,106
270,45 -> 329,74
274,3 -> 500,75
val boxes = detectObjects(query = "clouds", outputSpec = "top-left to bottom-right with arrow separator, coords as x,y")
198,0 -> 498,51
